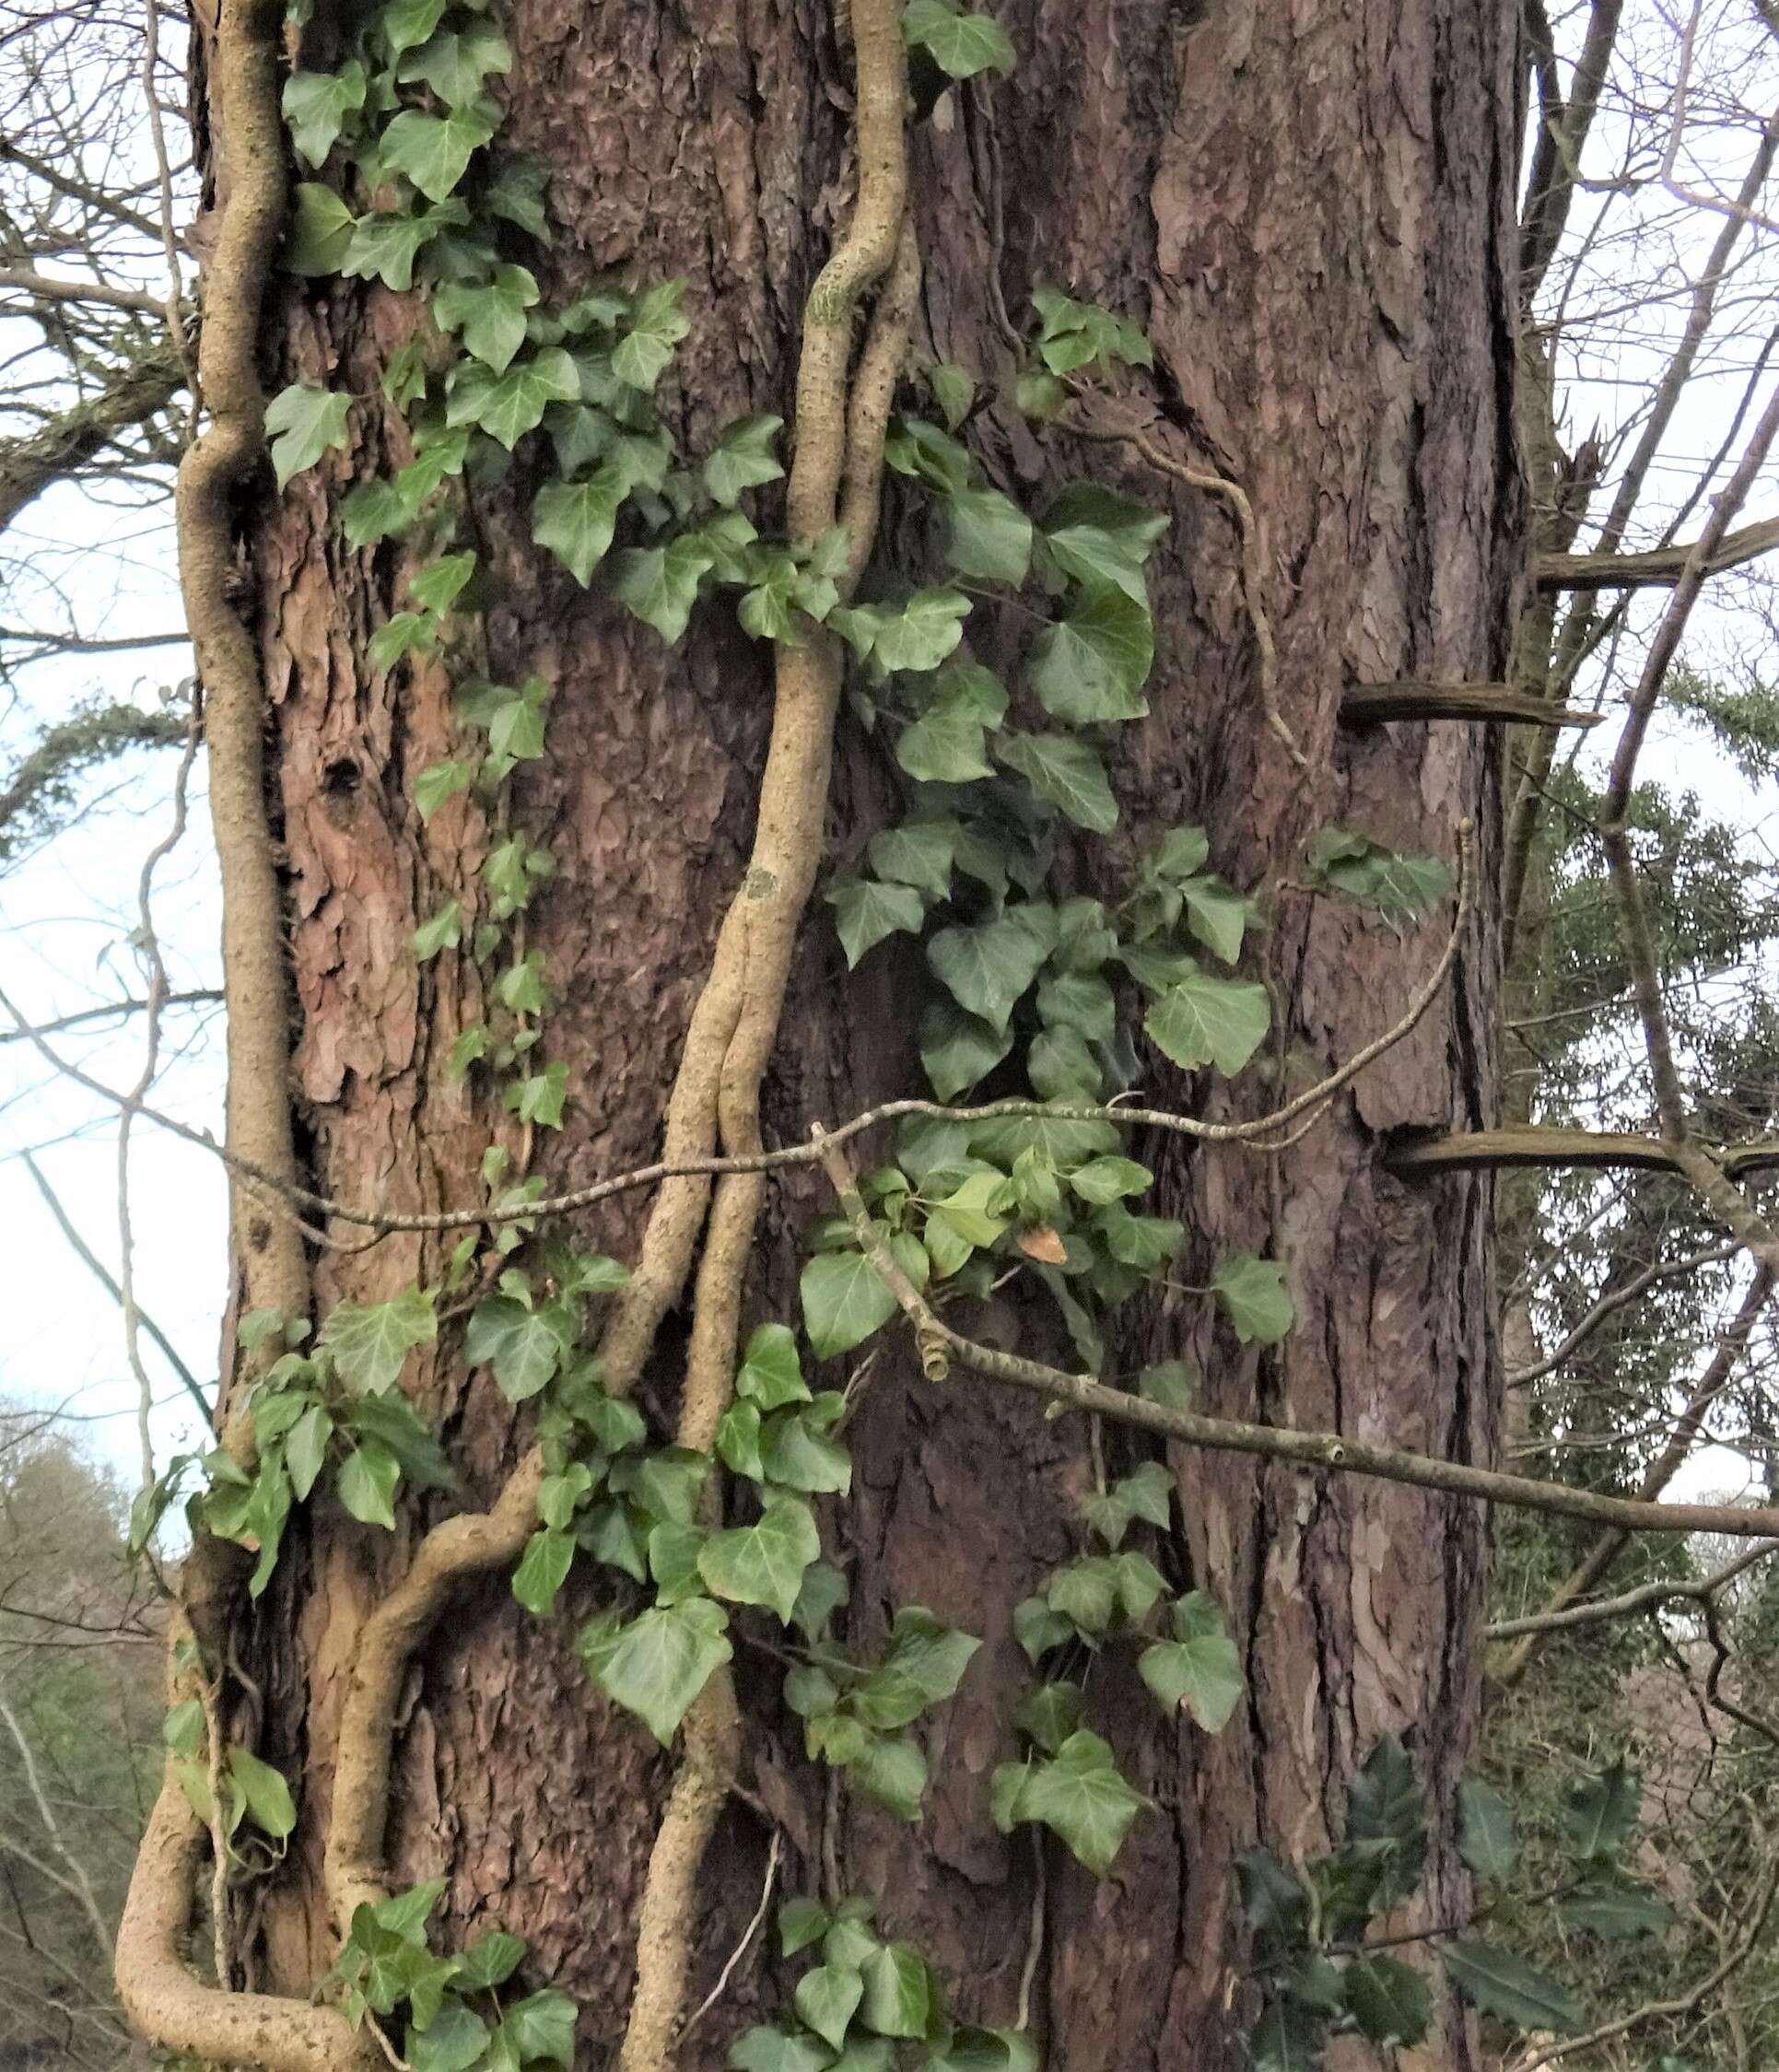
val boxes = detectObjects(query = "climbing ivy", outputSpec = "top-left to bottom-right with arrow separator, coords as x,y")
132,1 -> 1478,2065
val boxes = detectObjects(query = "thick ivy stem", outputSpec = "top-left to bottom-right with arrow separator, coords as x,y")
115,0 -> 320,2058
616,8 -> 911,2069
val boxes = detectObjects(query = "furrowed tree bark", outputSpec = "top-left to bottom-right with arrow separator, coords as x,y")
200,3 -> 1522,2064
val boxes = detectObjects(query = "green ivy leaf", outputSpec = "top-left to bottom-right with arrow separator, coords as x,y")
531,463 -> 628,586
337,1440 -> 402,1530
1144,968 -> 1270,1075
997,732 -> 1118,833
867,820 -> 956,900
407,2004 -> 489,2072
413,759 -> 474,824
730,2031 -> 835,2072
607,536 -> 719,642
579,1597 -> 731,1746
512,1528 -> 575,1615
380,100 -> 498,204
1211,1256 -> 1294,1344
801,1248 -> 900,1359
281,62 -> 367,168
398,23 -> 512,104
342,199 -> 469,291
319,1287 -> 437,1396
1068,1154 -> 1150,1205
697,1497 -> 821,1623
918,1001 -> 1012,1101
827,877 -> 924,968
795,1965 -> 863,2053
286,1404 -> 334,1502
927,361 -> 977,429
993,1729 -> 1146,1875
285,182 -> 356,274
264,383 -> 350,491
464,1294 -> 574,1400
434,263 -> 539,374
895,702 -> 993,785
1026,583 -> 1153,724
499,1989 -> 578,2070
1138,1592 -> 1242,1731
1139,1359 -> 1196,1410
927,912 -> 1050,1033
902,0 -> 1016,77
227,1748 -> 297,1839
413,901 -> 462,962
705,415 -> 785,505
860,1942 -> 931,2038
759,1410 -> 851,1496
1439,1940 -> 1581,2033
1039,483 -> 1168,601
451,347 -> 579,450
737,1323 -> 811,1410
942,487 -> 1033,586
487,156 -> 552,240
1180,876 -> 1247,964
614,279 -> 690,391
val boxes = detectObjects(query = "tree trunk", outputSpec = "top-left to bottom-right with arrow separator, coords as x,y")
221,2 -> 1521,2064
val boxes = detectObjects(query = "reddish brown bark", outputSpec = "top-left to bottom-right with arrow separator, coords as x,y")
225,3 -> 1520,2064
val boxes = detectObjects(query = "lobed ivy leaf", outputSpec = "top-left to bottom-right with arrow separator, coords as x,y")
1039,483 -> 1168,602
282,62 -> 367,167
614,279 -> 690,391
337,1440 -> 402,1530
919,1000 -> 1012,1101
1026,583 -> 1153,724
927,912 -> 1050,1034
1144,968 -> 1270,1076
997,731 -> 1118,833
705,415 -> 785,506
512,1528 -> 575,1615
867,819 -> 957,900
608,536 -> 719,642
826,877 -> 925,968
991,1728 -> 1146,1876
927,361 -> 977,429
801,1247 -> 899,1358
1211,1256 -> 1294,1344
380,100 -> 498,205
398,24 -> 512,105
463,1294 -> 574,1400
342,199 -> 469,291
531,463 -> 628,585
942,486 -> 1033,586
1138,1592 -> 1242,1731
579,1597 -> 731,1746
319,1286 -> 437,1396
737,1323 -> 811,1411
795,1964 -> 863,2053
697,1497 -> 821,1623
434,263 -> 539,374
285,181 -> 356,274
451,347 -> 579,450
264,383 -> 351,491
902,0 -> 1016,77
